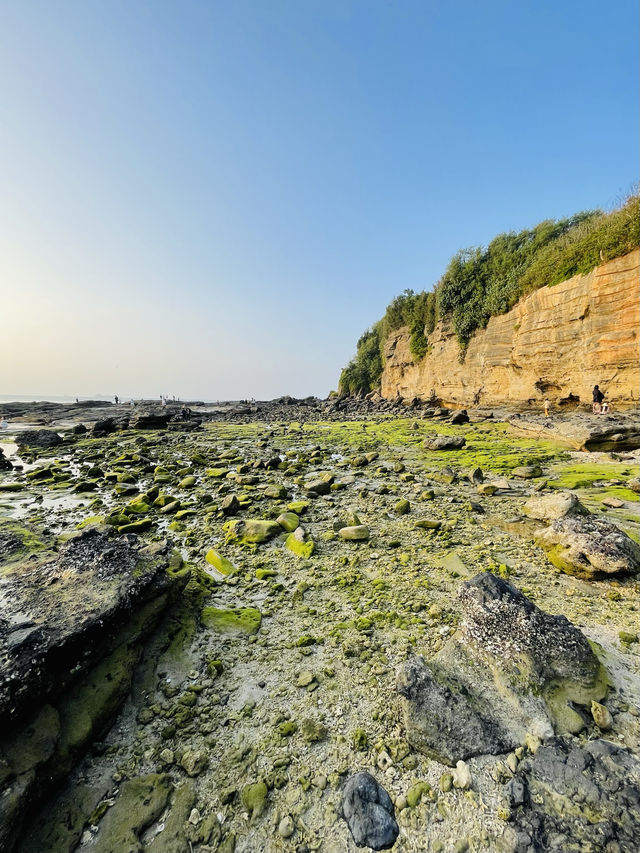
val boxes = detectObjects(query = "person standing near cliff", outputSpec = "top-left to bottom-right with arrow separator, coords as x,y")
592,385 -> 605,413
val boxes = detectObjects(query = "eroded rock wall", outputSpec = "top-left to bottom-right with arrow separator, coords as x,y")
381,250 -> 640,406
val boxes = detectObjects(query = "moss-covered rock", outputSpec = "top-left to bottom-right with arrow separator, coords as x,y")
223,519 -> 281,545
205,550 -> 235,575
201,606 -> 262,635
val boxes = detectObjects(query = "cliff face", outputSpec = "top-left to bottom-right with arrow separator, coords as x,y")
381,250 -> 640,407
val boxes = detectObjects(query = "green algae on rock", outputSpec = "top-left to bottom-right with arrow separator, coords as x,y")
285,528 -> 315,558
205,549 -> 235,575
223,518 -> 281,545
201,606 -> 262,634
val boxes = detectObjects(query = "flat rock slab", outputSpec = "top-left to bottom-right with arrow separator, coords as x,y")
534,514 -> 640,578
0,528 -> 172,726
423,435 -> 466,450
397,573 -> 607,765
340,771 -> 399,850
507,413 -> 640,451
523,490 -> 588,522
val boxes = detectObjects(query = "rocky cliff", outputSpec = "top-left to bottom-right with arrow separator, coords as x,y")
381,249 -> 640,407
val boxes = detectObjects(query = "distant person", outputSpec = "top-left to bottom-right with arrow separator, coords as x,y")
592,385 -> 605,414
544,399 -> 550,417
114,395 -> 119,405
130,398 -> 135,407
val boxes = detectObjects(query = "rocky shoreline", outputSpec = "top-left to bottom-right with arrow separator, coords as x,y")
0,404 -> 639,852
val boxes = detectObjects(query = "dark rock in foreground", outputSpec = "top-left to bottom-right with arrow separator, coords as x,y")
507,736 -> 640,853
397,573 -> 607,765
340,771 -> 399,850
0,527 -> 186,852
0,528 -> 175,725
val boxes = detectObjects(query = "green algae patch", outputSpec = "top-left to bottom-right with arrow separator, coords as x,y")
0,519 -> 51,569
145,783 -> 196,853
287,500 -> 310,515
547,461 -> 640,491
223,518 -> 281,545
206,467 -> 229,478
93,774 -> 172,853
285,532 -> 315,558
76,515 -> 105,530
205,549 -> 235,575
117,517 -> 153,534
0,482 -> 25,492
201,606 -> 262,635
241,780 -> 268,820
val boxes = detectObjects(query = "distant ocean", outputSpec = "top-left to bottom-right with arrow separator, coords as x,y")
0,394 -> 111,403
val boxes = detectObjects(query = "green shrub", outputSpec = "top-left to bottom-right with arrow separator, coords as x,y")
339,193 -> 639,392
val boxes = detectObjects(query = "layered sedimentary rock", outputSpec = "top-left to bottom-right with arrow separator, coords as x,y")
381,250 -> 640,406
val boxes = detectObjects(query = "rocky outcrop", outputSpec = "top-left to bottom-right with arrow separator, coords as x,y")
381,250 -> 640,407
507,411 -> 640,451
16,429 -> 63,449
397,574 -> 608,765
0,527 -> 187,852
507,736 -> 640,853
534,514 -> 640,579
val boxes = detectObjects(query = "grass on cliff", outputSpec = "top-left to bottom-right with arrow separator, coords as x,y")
339,193 -> 639,395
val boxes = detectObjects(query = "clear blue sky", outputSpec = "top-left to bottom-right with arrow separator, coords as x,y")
1,0 -> 637,400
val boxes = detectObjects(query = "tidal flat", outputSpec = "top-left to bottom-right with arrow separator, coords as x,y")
1,411 -> 639,853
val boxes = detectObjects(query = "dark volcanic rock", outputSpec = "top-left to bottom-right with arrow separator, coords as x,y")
507,736 -> 640,853
340,771 -> 399,850
0,527 -> 184,853
0,528 -> 174,726
0,448 -> 12,470
131,412 -> 171,430
92,417 -> 118,437
423,434 -> 466,450
534,514 -> 640,578
16,430 -> 63,449
397,574 -> 607,765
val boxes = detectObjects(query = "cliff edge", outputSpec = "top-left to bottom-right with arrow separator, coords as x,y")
381,249 -> 639,407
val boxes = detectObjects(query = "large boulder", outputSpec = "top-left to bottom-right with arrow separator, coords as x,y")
523,490 -> 588,522
0,528 -> 176,726
397,573 -> 607,766
339,772 -> 399,850
92,417 -> 118,437
534,515 -> 640,578
16,430 -> 62,449
506,736 -> 640,853
130,412 -> 171,430
423,434 -> 466,450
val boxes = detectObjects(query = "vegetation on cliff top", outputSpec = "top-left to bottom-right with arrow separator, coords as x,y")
339,193 -> 639,395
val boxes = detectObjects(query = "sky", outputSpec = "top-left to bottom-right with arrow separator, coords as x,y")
0,0 -> 637,401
